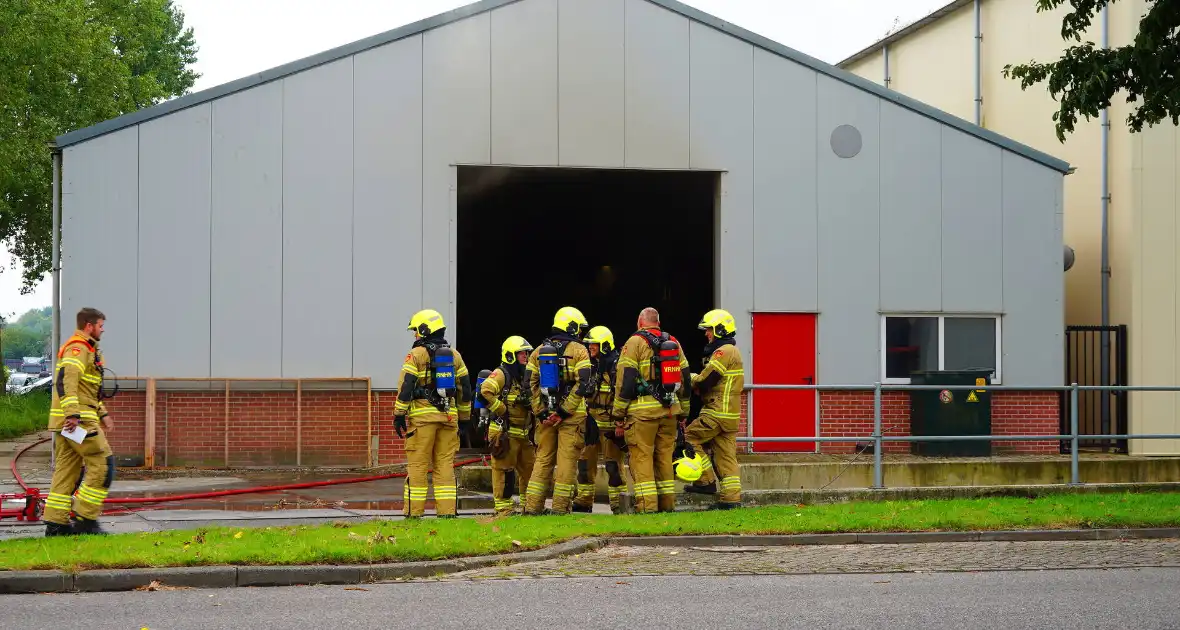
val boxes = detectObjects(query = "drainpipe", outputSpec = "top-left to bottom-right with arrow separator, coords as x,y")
974,0 -> 983,125
1099,4 -> 1112,444
50,143 -> 62,372
883,44 -> 891,88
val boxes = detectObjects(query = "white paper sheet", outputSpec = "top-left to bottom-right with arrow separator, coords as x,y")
61,425 -> 87,444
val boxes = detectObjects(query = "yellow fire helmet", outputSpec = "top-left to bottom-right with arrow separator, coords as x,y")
584,325 -> 615,353
673,452 -> 705,483
552,306 -> 589,336
408,309 -> 445,336
501,335 -> 533,364
698,309 -> 736,338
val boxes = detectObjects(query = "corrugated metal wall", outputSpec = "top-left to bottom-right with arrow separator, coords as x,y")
61,0 -> 1064,389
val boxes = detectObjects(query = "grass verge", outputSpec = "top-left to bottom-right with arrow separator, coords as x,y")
0,392 -> 49,440
2,493 -> 1179,572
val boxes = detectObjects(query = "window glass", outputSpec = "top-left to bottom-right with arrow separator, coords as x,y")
943,317 -> 997,374
884,317 -> 938,379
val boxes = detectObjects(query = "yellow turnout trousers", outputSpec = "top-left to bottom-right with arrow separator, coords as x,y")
524,415 -> 585,514
43,430 -> 114,524
403,419 -> 460,517
491,435 -> 535,515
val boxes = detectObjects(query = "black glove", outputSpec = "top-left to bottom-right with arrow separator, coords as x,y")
394,415 -> 407,439
584,416 -> 600,446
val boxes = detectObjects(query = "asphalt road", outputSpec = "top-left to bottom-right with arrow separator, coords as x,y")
6,568 -> 1179,629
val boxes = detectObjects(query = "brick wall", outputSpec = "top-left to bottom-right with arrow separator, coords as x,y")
813,391 -> 1059,454
737,393 -> 750,454
103,388 -> 385,468
990,391 -> 1061,454
819,391 -> 912,454
102,385 -> 1060,467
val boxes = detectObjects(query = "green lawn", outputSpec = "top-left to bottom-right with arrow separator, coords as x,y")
0,391 -> 49,440
2,493 -> 1178,572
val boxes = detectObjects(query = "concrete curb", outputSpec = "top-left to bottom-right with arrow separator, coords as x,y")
0,537 -> 607,595
2,528 -> 1176,594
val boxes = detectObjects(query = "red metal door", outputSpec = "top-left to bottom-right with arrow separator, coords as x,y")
752,313 -> 817,452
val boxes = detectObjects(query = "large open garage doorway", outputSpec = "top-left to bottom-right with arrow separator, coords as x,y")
456,166 -> 717,444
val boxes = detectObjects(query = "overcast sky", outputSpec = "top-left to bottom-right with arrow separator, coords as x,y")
1,0 -> 948,321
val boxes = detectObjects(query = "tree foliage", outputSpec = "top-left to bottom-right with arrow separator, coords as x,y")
1,308 -> 51,360
0,0 -> 199,291
1003,0 -> 1180,142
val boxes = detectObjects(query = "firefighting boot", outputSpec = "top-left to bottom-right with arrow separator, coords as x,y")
44,521 -> 75,537
72,517 -> 109,535
685,481 -> 717,495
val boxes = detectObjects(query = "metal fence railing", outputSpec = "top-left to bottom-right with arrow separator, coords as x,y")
739,383 -> 1180,489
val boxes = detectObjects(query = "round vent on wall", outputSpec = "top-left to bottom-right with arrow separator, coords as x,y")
1064,244 -> 1076,272
830,124 -> 862,159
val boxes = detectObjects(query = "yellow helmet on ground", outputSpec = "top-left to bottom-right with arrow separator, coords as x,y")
673,452 -> 705,483
584,325 -> 615,353
698,309 -> 736,338
408,309 -> 446,336
552,306 -> 589,336
501,335 -> 533,364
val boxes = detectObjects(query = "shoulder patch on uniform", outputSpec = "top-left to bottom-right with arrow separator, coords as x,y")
404,353 -> 412,363
713,350 -> 724,358
71,348 -> 81,356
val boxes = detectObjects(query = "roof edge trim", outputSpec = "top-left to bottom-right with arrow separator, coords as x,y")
647,0 -> 1069,174
835,0 -> 973,69
54,0 -> 524,148
55,0 -> 1070,174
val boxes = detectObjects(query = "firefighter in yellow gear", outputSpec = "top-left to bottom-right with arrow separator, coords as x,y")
394,309 -> 473,518
43,308 -> 115,536
573,325 -> 628,514
479,336 -> 537,516
524,306 -> 593,515
684,309 -> 745,509
611,308 -> 691,513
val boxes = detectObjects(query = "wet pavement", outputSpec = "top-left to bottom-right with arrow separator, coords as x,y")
0,436 -> 618,540
0,436 -> 552,540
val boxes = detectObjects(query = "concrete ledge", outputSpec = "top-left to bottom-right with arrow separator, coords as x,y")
366,560 -> 467,580
460,459 -> 1180,494
856,531 -> 981,544
7,528 -> 1177,593
238,565 -> 364,587
0,570 -> 72,594
74,566 -> 237,592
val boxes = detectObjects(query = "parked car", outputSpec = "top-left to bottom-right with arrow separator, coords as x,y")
15,376 -> 52,395
5,372 -> 38,393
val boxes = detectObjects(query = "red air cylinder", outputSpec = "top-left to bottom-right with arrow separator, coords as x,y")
658,339 -> 681,389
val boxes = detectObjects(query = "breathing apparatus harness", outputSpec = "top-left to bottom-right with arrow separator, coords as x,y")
57,335 -> 120,402
632,329 -> 683,408
475,363 -> 528,433
536,332 -> 579,415
586,351 -> 618,412
411,335 -> 457,413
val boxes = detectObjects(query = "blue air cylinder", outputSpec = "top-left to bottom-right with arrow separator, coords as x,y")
473,369 -> 492,411
433,346 -> 456,396
538,345 -> 560,394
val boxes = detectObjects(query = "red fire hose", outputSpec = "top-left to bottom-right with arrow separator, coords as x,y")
7,436 -> 486,517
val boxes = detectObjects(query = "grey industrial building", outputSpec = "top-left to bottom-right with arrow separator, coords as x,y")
52,0 -> 1070,449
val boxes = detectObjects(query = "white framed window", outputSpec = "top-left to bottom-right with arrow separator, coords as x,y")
879,314 -> 1002,384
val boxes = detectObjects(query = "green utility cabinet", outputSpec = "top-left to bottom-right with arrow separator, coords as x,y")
909,369 -> 993,456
